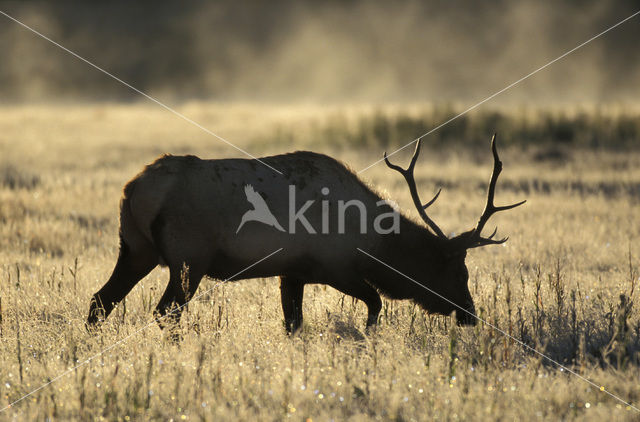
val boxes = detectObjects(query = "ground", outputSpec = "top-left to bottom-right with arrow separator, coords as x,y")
0,103 -> 639,420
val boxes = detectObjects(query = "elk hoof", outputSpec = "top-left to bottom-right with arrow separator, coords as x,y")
284,320 -> 302,335
365,315 -> 379,334
86,304 -> 106,332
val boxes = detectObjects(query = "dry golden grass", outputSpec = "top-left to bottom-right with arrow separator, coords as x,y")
0,103 -> 639,420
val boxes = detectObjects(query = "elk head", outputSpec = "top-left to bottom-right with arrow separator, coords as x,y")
384,134 -> 525,326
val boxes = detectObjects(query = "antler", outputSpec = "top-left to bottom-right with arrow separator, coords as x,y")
467,134 -> 526,248
384,140 -> 447,239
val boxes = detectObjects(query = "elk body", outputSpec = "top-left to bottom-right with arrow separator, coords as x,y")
87,135 -> 524,333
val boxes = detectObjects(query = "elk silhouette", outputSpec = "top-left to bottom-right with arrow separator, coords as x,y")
87,134 -> 524,333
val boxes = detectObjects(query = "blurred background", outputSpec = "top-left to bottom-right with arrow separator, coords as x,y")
0,0 -> 638,105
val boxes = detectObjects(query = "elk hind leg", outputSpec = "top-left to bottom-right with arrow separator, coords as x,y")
154,262 -> 205,331
87,238 -> 158,328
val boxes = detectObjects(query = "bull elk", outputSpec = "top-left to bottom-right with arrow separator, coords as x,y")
86,134 -> 524,333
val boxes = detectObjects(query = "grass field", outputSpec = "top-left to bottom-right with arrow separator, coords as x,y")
0,103 -> 639,420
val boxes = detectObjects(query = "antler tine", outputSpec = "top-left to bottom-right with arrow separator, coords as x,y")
471,227 -> 507,246
470,134 -> 526,246
383,139 -> 422,175
383,151 -> 405,173
469,236 -> 509,248
384,140 -> 447,239
408,138 -> 422,172
423,188 -> 441,209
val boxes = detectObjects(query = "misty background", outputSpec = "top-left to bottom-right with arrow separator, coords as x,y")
0,0 -> 638,105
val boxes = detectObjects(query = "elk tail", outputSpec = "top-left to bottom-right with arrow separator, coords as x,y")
118,179 -> 161,262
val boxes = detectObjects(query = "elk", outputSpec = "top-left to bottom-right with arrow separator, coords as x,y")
86,134 -> 524,333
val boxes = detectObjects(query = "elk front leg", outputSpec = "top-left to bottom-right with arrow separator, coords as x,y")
328,279 -> 382,329
280,276 -> 304,334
